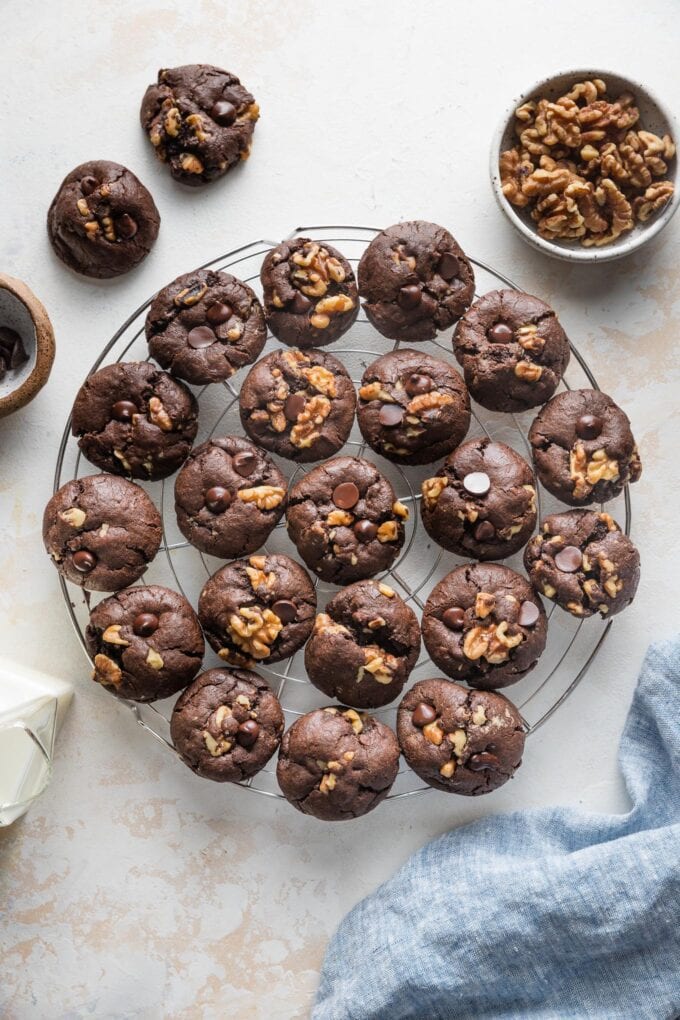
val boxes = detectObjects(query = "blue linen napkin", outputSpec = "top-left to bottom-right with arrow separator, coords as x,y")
313,638 -> 680,1020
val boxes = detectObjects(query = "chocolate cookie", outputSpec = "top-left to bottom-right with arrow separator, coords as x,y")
146,269 -> 266,385
47,160 -> 160,279
72,361 -> 198,481
524,510 -> 640,619
276,707 -> 400,821
240,348 -> 356,462
286,456 -> 408,584
85,585 -> 204,701
453,289 -> 570,412
397,679 -> 525,795
260,238 -> 358,347
198,553 -> 316,667
140,64 -> 259,186
171,669 -> 284,782
43,474 -> 162,592
421,438 -> 537,561
529,389 -> 642,505
304,580 -> 421,709
422,563 -> 547,688
357,221 -> 475,342
357,349 -> 470,465
174,436 -> 287,559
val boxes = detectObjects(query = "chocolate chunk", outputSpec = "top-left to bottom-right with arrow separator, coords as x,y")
487,322 -> 514,343
236,719 -> 260,748
442,606 -> 465,630
81,176 -> 98,195
412,702 -> 437,728
205,485 -> 232,513
518,600 -> 540,627
438,251 -> 460,281
232,450 -> 256,476
378,403 -> 404,427
211,100 -> 237,126
576,413 -> 604,440
111,400 -> 138,422
354,520 -> 378,543
468,751 -> 500,771
555,546 -> 583,572
133,612 -> 159,637
271,599 -> 297,623
206,301 -> 232,325
398,285 -> 422,310
116,213 -> 138,239
332,482 -> 360,509
284,393 -> 306,421
73,550 -> 96,573
187,325 -> 217,350
404,373 -> 433,396
290,291 -> 313,315
474,521 -> 495,541
463,471 -> 490,496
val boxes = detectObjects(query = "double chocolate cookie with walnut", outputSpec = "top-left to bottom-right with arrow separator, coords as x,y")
304,580 -> 421,709
146,269 -> 266,385
86,585 -> 204,702
260,238 -> 358,347
276,707 -> 400,821
422,563 -> 547,689
171,669 -> 284,783
47,160 -> 160,279
398,679 -> 525,796
198,553 -> 316,667
286,456 -> 408,584
524,510 -> 640,619
140,64 -> 259,186
357,349 -> 470,465
72,361 -> 198,481
357,221 -> 475,342
529,388 -> 642,505
174,436 -> 287,559
453,289 -> 570,412
43,474 -> 162,592
420,438 -> 537,561
240,348 -> 356,462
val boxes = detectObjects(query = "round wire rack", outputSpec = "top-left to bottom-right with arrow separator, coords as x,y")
54,225 -> 631,801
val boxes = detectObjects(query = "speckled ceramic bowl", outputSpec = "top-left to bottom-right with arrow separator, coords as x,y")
0,274 -> 55,419
490,69 -> 679,263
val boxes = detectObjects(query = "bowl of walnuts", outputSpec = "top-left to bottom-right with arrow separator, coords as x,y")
490,69 -> 679,262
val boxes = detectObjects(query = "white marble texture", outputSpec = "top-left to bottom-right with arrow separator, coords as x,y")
1,1 -> 679,1016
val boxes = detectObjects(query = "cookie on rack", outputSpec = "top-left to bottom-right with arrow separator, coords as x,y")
357,220 -> 475,342
171,669 -> 284,782
452,289 -> 570,412
85,585 -> 204,701
140,64 -> 259,186
43,474 -> 162,592
529,388 -> 642,505
357,349 -> 470,465
174,436 -> 287,559
422,563 -> 547,689
239,347 -> 356,462
260,237 -> 359,347
304,580 -> 421,709
71,361 -> 198,481
276,706 -> 400,821
146,268 -> 266,385
420,438 -> 537,561
285,456 -> 408,584
198,553 -> 316,667
397,678 -> 525,795
524,509 -> 640,619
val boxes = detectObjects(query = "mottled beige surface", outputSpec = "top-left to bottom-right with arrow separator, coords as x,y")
1,1 -> 679,1017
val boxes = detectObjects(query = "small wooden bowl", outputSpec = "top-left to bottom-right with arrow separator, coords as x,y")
0,273 -> 56,419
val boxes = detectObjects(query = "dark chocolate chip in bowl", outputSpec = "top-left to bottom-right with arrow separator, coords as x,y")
116,214 -> 138,240
442,606 -> 465,630
354,520 -> 378,543
463,471 -> 491,496
284,393 -> 306,421
438,251 -> 460,281
468,751 -> 500,771
412,702 -> 437,728
555,546 -> 583,572
398,285 -> 422,310
187,325 -> 217,350
232,450 -> 256,476
133,612 -> 159,637
73,550 -> 96,573
211,100 -> 237,126
111,400 -> 138,422
378,404 -> 404,427
290,291 -> 313,314
404,373 -> 432,396
236,719 -> 260,748
518,600 -> 540,627
81,176 -> 98,195
474,521 -> 496,541
206,302 -> 232,326
205,486 -> 232,513
332,482 -> 360,510
271,599 -> 297,623
488,322 -> 514,344
575,413 -> 604,440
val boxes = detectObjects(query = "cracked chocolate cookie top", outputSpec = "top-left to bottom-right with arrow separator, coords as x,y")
85,584 -> 204,702
453,289 -> 571,412
146,269 -> 266,385
174,435 -> 288,560
529,388 -> 642,506
198,553 -> 316,667
304,580 -> 421,710
397,678 -> 525,796
239,347 -> 356,462
420,438 -> 537,561
140,64 -> 259,186
43,474 -> 162,592
524,510 -> 640,619
171,669 -> 284,783
422,563 -> 547,689
357,349 -> 470,465
47,160 -> 160,279
357,221 -> 475,342
285,456 -> 408,584
260,238 -> 359,348
71,361 -> 198,482
276,706 -> 400,821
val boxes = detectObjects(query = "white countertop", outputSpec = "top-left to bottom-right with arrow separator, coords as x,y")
2,1 -> 679,1016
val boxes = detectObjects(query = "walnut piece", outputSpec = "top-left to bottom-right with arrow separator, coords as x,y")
290,395 -> 331,449
422,476 -> 447,509
102,625 -> 129,647
237,485 -> 286,510
59,507 -> 86,528
570,443 -> 619,498
93,654 -> 122,688
463,621 -> 523,664
148,396 -> 173,432
227,606 -> 283,659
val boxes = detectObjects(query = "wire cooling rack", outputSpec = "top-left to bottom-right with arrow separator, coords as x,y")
54,225 -> 632,801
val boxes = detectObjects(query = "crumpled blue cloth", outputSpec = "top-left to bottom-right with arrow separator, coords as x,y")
314,638 -> 680,1020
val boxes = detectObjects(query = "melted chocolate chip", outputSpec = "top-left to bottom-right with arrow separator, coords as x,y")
211,100 -> 237,126
575,414 -> 604,440
474,521 -> 496,541
232,451 -> 256,477
206,302 -> 232,326
378,403 -> 404,427
284,393 -> 306,421
290,291 -> 313,314
442,607 -> 465,630
354,519 -> 377,543
488,322 -> 514,344
398,285 -> 422,310
116,213 -> 138,239
80,176 -> 98,196
205,486 -> 232,513
405,373 -> 432,396
187,325 -> 217,350
518,600 -> 540,627
555,546 -> 583,572
332,482 -> 360,510
468,751 -> 500,771
463,472 -> 491,496
133,612 -> 159,637
438,251 -> 460,281
111,400 -> 137,422
236,719 -> 260,748
412,703 -> 437,728
271,599 -> 297,624
73,550 -> 96,573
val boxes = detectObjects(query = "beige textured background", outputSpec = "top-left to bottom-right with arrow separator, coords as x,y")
1,1 -> 679,1017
